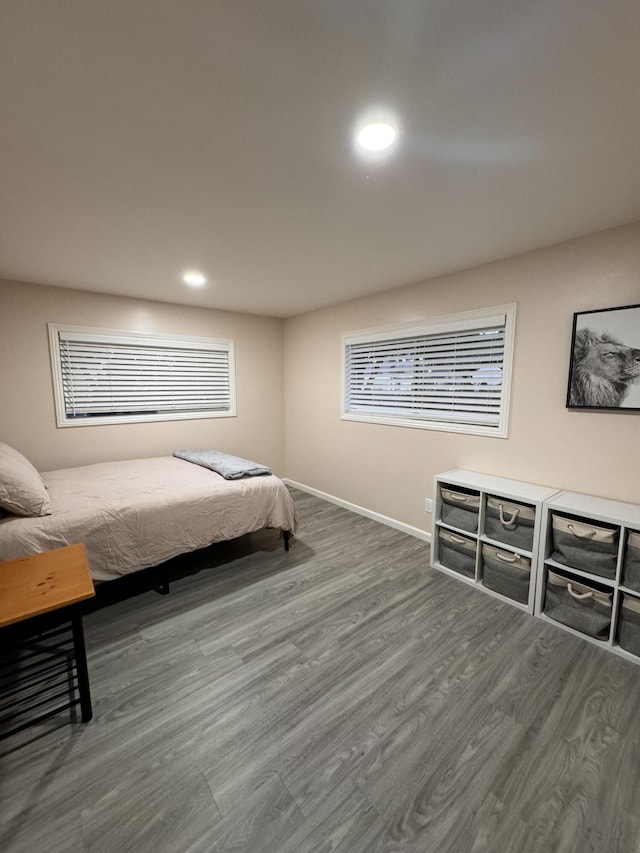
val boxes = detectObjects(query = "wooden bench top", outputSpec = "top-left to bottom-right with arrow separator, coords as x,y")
0,544 -> 95,629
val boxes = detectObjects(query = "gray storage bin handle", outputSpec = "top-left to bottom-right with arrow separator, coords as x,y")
567,583 -> 594,601
448,493 -> 468,503
496,551 -> 519,564
567,523 -> 597,540
499,504 -> 520,526
449,534 -> 467,544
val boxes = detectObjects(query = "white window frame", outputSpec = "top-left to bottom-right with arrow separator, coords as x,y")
341,304 -> 516,438
48,323 -> 237,427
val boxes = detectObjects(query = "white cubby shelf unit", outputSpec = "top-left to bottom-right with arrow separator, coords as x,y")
535,491 -> 640,664
431,470 -> 559,614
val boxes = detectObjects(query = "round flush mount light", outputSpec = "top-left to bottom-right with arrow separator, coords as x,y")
352,111 -> 401,162
356,121 -> 398,152
182,269 -> 207,287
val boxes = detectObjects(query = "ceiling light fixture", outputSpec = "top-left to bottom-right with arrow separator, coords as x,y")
182,270 -> 207,287
356,121 -> 398,152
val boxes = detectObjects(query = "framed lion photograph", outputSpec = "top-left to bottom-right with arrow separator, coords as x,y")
567,303 -> 640,410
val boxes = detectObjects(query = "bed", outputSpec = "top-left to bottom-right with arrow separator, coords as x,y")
0,453 -> 297,582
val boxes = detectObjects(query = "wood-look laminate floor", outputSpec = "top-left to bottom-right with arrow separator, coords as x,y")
2,487 -> 640,853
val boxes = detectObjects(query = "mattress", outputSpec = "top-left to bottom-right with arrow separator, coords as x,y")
0,456 -> 297,581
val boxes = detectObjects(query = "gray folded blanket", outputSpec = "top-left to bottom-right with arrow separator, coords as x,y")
174,449 -> 272,480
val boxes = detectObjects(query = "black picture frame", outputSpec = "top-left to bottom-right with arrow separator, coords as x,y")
567,303 -> 640,410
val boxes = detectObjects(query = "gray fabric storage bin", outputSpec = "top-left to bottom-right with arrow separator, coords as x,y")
622,530 -> 640,592
438,529 -> 477,578
544,570 -> 612,640
439,486 -> 480,533
618,594 -> 640,657
551,514 -> 619,580
481,544 -> 530,604
484,496 -> 535,552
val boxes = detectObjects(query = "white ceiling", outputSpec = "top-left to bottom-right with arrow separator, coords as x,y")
1,1 -> 639,318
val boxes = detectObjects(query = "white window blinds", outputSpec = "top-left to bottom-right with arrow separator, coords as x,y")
49,325 -> 236,426
343,307 -> 515,437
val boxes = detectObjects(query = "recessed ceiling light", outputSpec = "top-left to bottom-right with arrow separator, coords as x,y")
356,121 -> 398,153
182,270 -> 207,287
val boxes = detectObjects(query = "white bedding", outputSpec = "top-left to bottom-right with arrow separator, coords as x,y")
0,457 -> 297,581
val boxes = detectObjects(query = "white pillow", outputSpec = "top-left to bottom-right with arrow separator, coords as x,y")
0,442 -> 52,517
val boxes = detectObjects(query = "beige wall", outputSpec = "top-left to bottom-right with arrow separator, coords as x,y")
0,281 -> 285,473
2,222 -> 639,522
284,223 -> 640,531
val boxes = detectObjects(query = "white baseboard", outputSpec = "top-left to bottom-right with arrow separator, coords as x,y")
283,479 -> 431,544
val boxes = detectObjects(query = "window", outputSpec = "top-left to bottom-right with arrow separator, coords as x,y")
48,324 -> 236,427
342,305 -> 516,437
